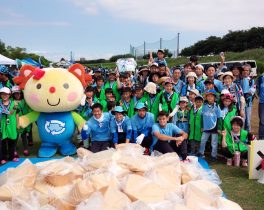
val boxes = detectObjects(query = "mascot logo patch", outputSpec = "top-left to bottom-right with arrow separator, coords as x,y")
45,120 -> 66,135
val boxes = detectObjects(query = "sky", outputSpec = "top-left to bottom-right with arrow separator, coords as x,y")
0,0 -> 263,61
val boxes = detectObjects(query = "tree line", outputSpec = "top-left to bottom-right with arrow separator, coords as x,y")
180,27 -> 264,56
0,39 -> 50,67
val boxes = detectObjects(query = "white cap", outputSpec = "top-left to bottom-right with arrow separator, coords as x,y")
186,72 -> 198,79
144,82 -> 157,94
11,85 -> 21,93
220,89 -> 230,95
179,96 -> 189,103
0,87 -> 11,94
189,89 -> 200,96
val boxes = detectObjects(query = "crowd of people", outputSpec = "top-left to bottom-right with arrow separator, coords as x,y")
0,49 -> 263,168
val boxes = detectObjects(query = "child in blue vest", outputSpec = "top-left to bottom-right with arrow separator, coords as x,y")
110,106 -> 132,147
199,89 -> 222,161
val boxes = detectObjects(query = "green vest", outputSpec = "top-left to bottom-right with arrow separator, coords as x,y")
145,93 -> 161,121
189,106 -> 203,141
218,107 -> 237,143
160,92 -> 179,114
17,99 -> 32,134
104,81 -> 120,101
223,108 -> 237,132
120,98 -> 135,118
1,100 -> 17,140
226,129 -> 248,154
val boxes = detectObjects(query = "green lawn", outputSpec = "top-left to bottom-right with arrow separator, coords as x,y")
84,48 -> 264,74
15,124 -> 264,210
207,159 -> 264,210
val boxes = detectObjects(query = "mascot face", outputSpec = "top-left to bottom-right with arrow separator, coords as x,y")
14,64 -> 86,113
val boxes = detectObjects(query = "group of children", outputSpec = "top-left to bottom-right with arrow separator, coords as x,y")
0,51 -> 258,167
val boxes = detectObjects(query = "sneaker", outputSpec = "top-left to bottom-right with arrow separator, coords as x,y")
143,148 -> 150,156
12,158 -> 19,162
23,150 -> 30,156
242,159 -> 248,167
1,160 -> 7,165
226,158 -> 232,166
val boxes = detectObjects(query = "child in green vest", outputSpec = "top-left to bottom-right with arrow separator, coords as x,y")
218,93 -> 237,142
144,82 -> 160,121
12,86 -> 32,156
0,87 -> 18,164
94,75 -> 106,101
221,116 -> 255,167
159,78 -> 179,117
104,69 -> 121,101
189,95 -> 204,155
119,87 -> 135,118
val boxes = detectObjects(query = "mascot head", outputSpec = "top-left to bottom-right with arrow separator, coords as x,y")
14,64 -> 86,113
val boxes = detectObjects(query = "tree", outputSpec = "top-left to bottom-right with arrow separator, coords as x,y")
180,27 -> 264,56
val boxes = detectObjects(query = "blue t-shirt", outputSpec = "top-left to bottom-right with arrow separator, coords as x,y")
173,80 -> 185,95
240,77 -> 255,95
154,58 -> 167,67
151,123 -> 182,149
201,103 -> 222,131
203,78 -> 223,93
131,112 -> 154,139
213,79 -> 223,92
85,112 -> 112,141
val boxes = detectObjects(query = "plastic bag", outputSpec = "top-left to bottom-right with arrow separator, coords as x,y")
0,159 -> 37,201
76,192 -> 104,210
11,191 -> 56,210
39,157 -> 84,186
0,201 -> 11,210
116,58 -> 137,73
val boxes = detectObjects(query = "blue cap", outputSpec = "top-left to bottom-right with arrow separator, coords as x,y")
0,65 -> 9,75
134,102 -> 147,110
111,106 -> 127,115
204,89 -> 217,97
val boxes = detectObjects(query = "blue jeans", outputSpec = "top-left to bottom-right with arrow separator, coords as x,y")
259,103 -> 264,139
244,105 -> 252,132
199,132 -> 218,158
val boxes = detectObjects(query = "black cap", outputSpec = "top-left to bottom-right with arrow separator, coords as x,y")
204,79 -> 214,85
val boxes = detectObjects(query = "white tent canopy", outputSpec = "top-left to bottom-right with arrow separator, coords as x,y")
0,54 -> 16,65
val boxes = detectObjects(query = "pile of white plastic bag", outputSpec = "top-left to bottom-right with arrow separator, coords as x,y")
0,143 -> 243,210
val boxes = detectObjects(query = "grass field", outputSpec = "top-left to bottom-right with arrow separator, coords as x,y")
14,99 -> 264,210
84,48 -> 264,75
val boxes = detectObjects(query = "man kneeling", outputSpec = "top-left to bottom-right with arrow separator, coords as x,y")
151,111 -> 188,160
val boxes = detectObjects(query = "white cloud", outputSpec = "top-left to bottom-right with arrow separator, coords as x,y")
69,0 -> 264,32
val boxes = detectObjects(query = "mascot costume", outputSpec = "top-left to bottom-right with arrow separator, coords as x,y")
14,64 -> 86,157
